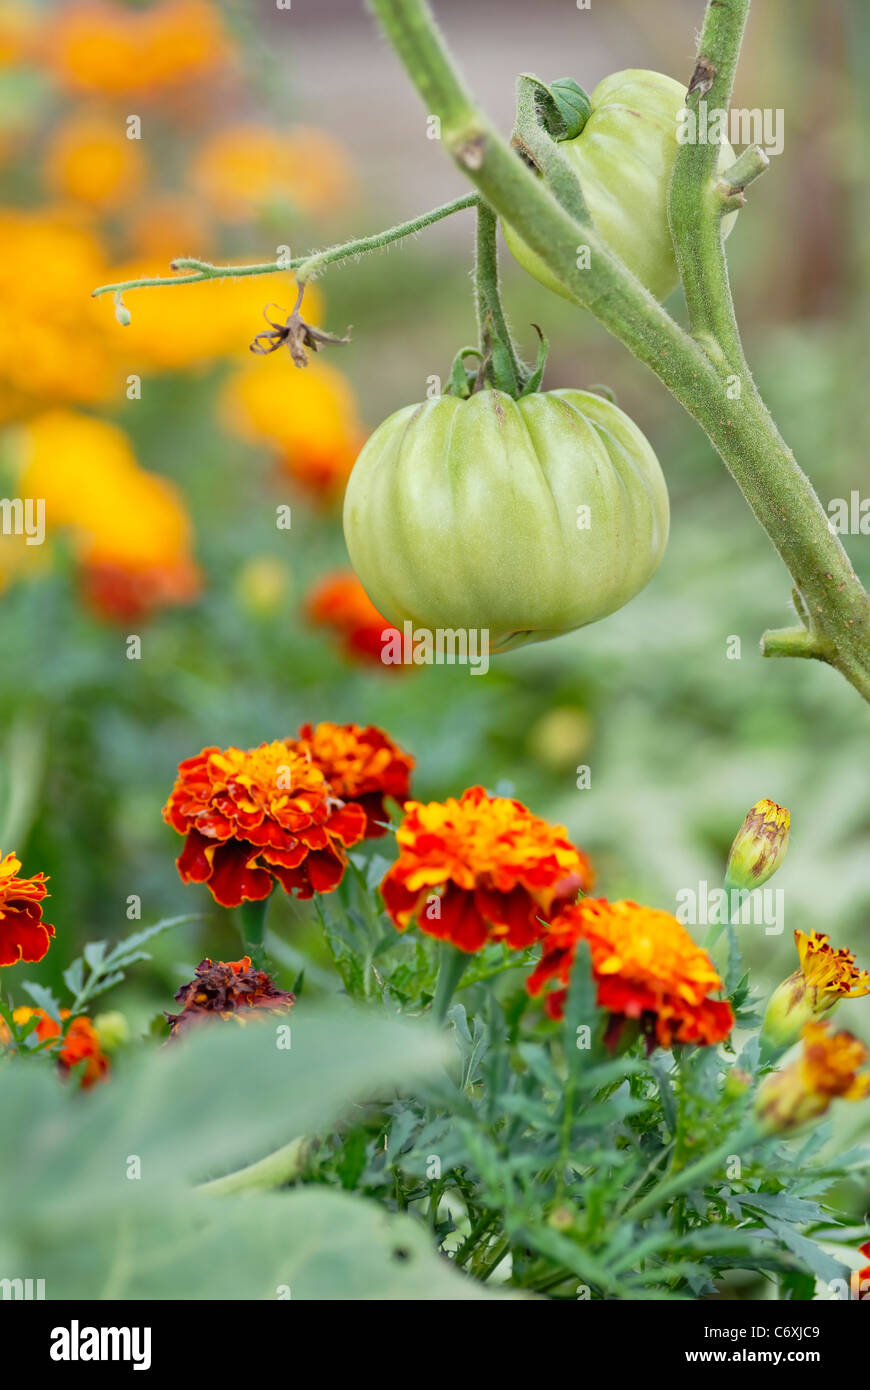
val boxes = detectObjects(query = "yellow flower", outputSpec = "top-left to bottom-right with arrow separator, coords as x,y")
220,347 -> 363,500
755,1021 -> 870,1134
725,798 -> 790,891
43,111 -> 146,209
0,209 -> 119,419
16,410 -> 199,620
761,929 -> 870,1052
192,124 -> 354,223
42,0 -> 231,98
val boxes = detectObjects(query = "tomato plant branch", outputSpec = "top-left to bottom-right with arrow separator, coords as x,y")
369,0 -> 870,704
91,192 -> 478,302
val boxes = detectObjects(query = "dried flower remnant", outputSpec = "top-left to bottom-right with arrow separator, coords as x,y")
381,786 -> 593,953
527,899 -> 734,1049
0,850 -> 54,967
762,929 -> 870,1051
166,956 -> 294,1038
250,288 -> 351,369
295,721 -> 414,838
163,741 -> 366,907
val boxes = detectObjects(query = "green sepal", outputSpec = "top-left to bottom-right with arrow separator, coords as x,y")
518,324 -> 549,396
549,78 -> 592,140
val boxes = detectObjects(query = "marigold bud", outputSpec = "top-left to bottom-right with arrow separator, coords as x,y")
93,1010 -> 130,1051
725,798 -> 789,892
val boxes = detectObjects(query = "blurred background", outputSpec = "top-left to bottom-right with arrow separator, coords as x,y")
0,0 -> 868,1154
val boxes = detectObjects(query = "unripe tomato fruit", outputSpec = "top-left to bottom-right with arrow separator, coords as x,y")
342,388 -> 669,653
503,69 -> 737,301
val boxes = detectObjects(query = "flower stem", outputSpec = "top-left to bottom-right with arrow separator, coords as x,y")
368,0 -> 870,704
238,895 -> 271,966
197,1135 -> 307,1196
432,942 -> 468,1022
92,193 -> 478,301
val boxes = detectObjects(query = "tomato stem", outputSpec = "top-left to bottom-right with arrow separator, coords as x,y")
473,201 -> 526,395
91,193 -> 478,303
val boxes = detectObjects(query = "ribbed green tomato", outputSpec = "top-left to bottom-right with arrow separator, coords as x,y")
503,69 -> 737,301
342,389 -> 669,654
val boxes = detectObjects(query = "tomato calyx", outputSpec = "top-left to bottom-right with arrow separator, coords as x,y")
444,324 -> 549,401
517,74 -> 592,147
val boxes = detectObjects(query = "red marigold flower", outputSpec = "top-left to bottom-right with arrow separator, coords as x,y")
380,786 -> 593,954
163,741 -> 366,907
81,555 -> 201,623
527,899 -> 734,1049
0,851 -> 55,967
305,570 -> 402,669
859,1240 -> 870,1288
166,955 -> 295,1037
5,1007 -> 109,1088
295,721 -> 414,838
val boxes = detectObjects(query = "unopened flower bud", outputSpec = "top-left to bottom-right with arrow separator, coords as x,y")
725,798 -> 789,892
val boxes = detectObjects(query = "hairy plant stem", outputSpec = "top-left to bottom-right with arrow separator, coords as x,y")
473,201 -> 524,394
92,193 -> 478,300
368,0 -> 870,704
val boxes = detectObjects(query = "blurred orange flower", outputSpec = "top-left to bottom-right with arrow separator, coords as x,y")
4,1008 -> 108,1088
305,570 -> 398,667
43,111 -> 146,209
163,741 -> 367,908
220,344 -> 362,498
0,850 -> 54,967
42,0 -> 232,98
0,1 -> 38,68
756,1021 -> 870,1133
527,898 -> 734,1048
166,955 -> 294,1037
192,123 -> 354,223
295,721 -> 414,837
17,410 -> 200,620
381,786 -> 593,954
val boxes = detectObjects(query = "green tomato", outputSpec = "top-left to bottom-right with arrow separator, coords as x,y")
342,388 -> 669,654
503,69 -> 737,301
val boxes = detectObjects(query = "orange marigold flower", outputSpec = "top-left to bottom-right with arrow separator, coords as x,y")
527,899 -> 734,1049
0,851 -> 55,967
859,1241 -> 870,1288
42,0 -> 231,97
192,123 -> 354,223
166,955 -> 294,1038
381,786 -> 593,954
295,721 -> 414,838
5,1008 -> 108,1088
756,1021 -> 870,1134
220,349 -> 363,501
43,111 -> 146,209
762,929 -> 870,1052
17,411 -> 201,621
305,570 -> 400,668
163,742 -> 367,907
